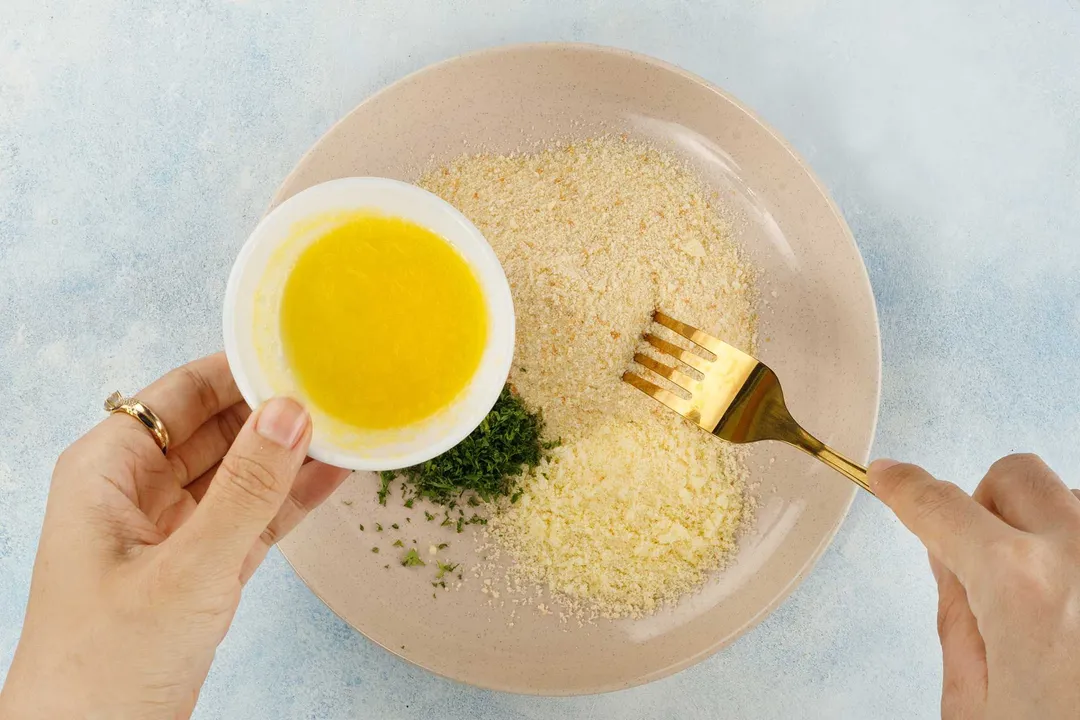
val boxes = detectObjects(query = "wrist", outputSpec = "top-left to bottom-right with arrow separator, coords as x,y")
1,654 -> 88,720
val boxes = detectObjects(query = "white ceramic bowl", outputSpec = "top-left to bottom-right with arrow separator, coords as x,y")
222,177 -> 515,471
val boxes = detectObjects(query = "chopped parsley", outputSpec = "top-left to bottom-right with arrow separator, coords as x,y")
392,539 -> 404,548
400,548 -> 426,567
378,385 -> 553,506
435,561 -> 459,579
377,473 -> 393,506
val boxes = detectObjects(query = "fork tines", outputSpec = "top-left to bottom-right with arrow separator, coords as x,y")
622,311 -> 723,421
652,311 -> 724,355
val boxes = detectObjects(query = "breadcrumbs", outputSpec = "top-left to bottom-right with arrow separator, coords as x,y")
419,137 -> 757,618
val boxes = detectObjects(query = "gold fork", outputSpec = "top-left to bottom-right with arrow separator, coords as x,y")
622,311 -> 872,494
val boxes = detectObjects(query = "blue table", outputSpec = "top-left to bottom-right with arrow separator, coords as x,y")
2,2 -> 1078,717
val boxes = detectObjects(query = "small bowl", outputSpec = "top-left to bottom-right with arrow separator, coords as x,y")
222,177 -> 515,471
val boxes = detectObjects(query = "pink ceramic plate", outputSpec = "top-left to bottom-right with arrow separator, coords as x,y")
274,43 -> 881,695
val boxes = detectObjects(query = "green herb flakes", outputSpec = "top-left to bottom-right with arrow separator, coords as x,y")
435,561 -> 459,580
379,386 -> 550,506
377,473 -> 393,506
401,549 -> 426,567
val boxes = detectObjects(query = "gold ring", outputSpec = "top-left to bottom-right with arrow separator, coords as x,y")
104,391 -> 170,455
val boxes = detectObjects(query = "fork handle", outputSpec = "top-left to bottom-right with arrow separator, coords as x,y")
787,427 -> 873,495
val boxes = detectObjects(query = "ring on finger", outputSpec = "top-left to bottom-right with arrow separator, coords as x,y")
104,391 -> 170,455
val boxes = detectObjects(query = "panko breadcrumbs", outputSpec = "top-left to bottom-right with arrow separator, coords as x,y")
419,136 -> 758,619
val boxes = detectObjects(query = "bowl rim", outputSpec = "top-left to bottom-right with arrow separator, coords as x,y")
273,42 -> 883,695
223,176 -> 516,471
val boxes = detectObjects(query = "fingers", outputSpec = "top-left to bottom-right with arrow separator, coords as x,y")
115,353 -> 244,450
869,460 -> 1014,581
259,462 -> 351,546
184,464 -> 217,503
156,493 -> 199,536
174,397 -> 311,572
239,461 -> 352,583
929,554 -> 988,719
167,403 -> 251,485
972,454 -> 1080,532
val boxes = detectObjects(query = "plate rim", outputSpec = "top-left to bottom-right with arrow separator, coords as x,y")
273,41 -> 883,696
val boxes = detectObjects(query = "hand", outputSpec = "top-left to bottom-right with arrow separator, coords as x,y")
870,455 -> 1080,720
0,354 -> 350,719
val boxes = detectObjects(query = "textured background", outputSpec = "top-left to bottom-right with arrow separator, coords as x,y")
2,1 -> 1079,718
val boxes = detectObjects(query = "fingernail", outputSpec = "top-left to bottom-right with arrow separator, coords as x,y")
867,458 -> 900,488
256,397 -> 309,449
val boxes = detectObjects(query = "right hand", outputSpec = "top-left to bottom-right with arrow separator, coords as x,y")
870,455 -> 1080,720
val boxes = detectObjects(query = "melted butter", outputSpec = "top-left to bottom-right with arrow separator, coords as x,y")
280,213 -> 487,430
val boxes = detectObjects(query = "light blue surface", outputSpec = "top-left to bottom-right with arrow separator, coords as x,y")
2,1 -> 1079,718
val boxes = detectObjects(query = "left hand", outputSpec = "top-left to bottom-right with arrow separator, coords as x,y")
0,353 -> 351,719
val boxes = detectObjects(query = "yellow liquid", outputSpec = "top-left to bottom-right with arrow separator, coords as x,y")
280,214 -> 488,430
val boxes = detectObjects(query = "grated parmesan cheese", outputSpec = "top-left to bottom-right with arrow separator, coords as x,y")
419,136 -> 757,618
495,419 -> 746,617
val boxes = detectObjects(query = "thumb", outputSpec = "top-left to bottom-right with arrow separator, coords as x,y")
180,397 -> 312,571
868,459 -> 1008,583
